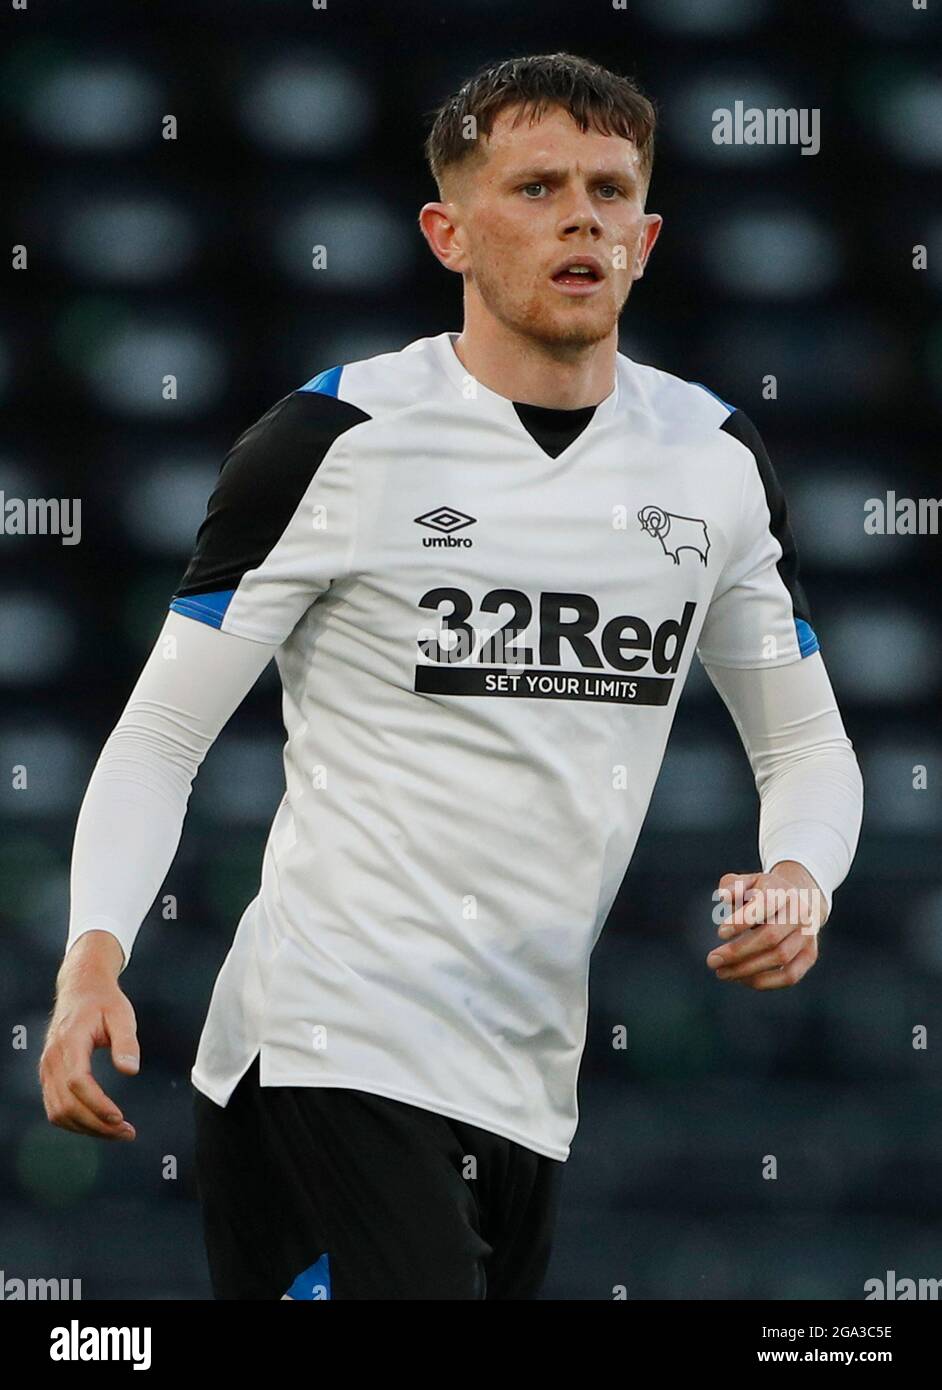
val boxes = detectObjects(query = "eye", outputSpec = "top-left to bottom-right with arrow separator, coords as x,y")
520,182 -> 548,198
597,184 -> 622,199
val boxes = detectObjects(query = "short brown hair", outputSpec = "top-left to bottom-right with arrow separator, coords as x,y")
423,52 -> 657,199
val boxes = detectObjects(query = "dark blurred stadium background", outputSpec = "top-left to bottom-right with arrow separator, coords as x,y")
2,0 -> 940,1299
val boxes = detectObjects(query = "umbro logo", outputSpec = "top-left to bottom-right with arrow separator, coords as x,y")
415,506 -> 476,533
415,506 -> 476,548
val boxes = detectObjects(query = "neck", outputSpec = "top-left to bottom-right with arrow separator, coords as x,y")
453,301 -> 617,410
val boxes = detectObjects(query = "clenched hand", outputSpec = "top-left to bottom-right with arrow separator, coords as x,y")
706,861 -> 826,990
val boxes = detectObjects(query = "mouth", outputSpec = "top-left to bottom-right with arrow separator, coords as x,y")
549,256 -> 605,296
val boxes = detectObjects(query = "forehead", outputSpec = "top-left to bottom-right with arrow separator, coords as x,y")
479,103 -> 642,177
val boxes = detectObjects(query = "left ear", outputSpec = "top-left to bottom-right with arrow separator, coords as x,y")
631,212 -> 663,281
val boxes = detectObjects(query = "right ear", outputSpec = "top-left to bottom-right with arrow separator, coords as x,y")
417,202 -> 468,275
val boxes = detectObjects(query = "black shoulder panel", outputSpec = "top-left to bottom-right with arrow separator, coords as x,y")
720,408 -> 813,626
174,390 -> 371,599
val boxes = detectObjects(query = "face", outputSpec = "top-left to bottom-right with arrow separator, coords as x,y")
426,103 -> 662,351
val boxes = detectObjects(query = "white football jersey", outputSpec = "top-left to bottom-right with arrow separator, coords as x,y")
173,331 -> 821,1160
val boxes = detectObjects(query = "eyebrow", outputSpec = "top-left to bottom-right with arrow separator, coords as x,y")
507,166 -> 638,186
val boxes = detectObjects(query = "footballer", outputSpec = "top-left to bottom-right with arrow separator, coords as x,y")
40,52 -> 863,1300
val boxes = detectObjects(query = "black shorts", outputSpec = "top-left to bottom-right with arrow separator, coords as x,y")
192,1054 -> 564,1300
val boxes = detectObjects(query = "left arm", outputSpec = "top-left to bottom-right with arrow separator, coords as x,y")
694,407 -> 863,989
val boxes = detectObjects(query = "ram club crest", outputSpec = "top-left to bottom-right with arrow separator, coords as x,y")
638,506 -> 710,566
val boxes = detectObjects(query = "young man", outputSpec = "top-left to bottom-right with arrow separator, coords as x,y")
41,53 -> 863,1300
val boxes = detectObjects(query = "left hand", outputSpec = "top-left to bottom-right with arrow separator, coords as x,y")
706,861 -> 827,990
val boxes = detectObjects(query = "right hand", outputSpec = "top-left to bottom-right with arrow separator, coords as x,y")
39,931 -> 139,1140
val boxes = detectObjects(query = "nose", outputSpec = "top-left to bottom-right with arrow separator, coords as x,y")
559,201 -> 604,239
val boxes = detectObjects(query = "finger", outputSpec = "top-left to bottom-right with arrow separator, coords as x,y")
718,877 -> 812,938
45,1075 -> 135,1140
54,1027 -> 117,1115
62,1052 -> 127,1128
707,919 -> 790,969
714,928 -> 807,981
736,948 -> 817,991
41,1041 -> 123,1128
106,1004 -> 140,1075
715,879 -> 772,937
717,900 -> 764,937
717,871 -> 760,891
41,1079 -> 87,1136
714,872 -> 761,914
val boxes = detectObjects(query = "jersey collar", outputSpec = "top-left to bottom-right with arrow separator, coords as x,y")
430,332 -> 620,444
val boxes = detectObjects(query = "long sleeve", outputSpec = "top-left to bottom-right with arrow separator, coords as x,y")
701,651 -> 864,917
66,611 -> 278,973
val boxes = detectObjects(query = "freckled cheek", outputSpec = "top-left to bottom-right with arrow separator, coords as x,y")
480,229 -> 536,294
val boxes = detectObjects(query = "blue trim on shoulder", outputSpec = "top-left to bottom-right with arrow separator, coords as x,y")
298,365 -> 343,397
285,1253 -> 331,1300
691,381 -> 735,414
169,589 -> 235,629
795,617 -> 820,657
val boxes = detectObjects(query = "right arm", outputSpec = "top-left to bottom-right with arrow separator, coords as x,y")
43,384 -> 360,1138
40,613 -> 276,1139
